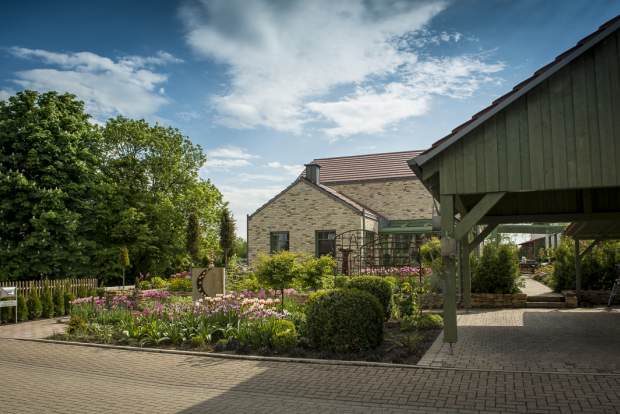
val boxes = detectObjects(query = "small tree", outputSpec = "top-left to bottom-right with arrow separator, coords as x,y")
119,246 -> 130,289
17,294 -> 28,322
255,251 -> 302,308
53,287 -> 65,316
298,255 -> 336,290
234,237 -> 248,259
186,211 -> 201,265
27,289 -> 42,319
41,284 -> 54,319
219,207 -> 235,267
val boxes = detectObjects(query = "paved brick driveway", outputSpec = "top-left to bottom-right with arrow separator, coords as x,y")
419,308 -> 620,374
1,339 -> 620,413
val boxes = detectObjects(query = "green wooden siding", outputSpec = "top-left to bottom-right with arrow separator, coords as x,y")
439,30 -> 620,195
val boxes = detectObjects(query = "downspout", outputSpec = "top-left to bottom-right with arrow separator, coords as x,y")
362,209 -> 366,274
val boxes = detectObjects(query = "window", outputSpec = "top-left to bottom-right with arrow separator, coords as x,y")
270,231 -> 289,253
316,230 -> 336,257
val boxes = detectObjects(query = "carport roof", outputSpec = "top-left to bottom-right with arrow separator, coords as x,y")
565,221 -> 620,240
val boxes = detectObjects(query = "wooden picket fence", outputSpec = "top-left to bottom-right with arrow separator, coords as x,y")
0,278 -> 98,297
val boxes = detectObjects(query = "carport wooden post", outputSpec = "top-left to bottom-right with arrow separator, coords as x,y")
454,193 -> 505,310
460,240 -> 471,309
574,238 -> 582,296
440,194 -> 457,344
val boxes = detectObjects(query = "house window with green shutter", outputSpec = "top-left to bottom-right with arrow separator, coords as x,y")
270,231 -> 289,253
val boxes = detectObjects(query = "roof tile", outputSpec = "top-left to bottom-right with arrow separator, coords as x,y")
303,150 -> 423,183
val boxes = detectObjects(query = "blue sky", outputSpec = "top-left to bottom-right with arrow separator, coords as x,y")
1,0 -> 619,237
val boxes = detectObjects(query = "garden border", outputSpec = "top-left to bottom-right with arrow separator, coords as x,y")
11,337 -> 620,378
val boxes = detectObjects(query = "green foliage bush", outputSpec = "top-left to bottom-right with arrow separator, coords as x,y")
296,255 -> 336,290
401,313 -> 443,331
333,275 -> 349,288
305,288 -> 383,352
552,239 -> 620,291
77,286 -> 89,298
137,280 -> 152,290
27,290 -> 42,319
168,278 -> 193,292
420,237 -> 441,266
394,276 -> 430,320
236,317 -> 298,351
18,294 -> 28,322
41,287 -> 55,318
150,276 -> 169,289
345,276 -> 393,320
53,288 -> 65,316
472,243 -> 520,294
230,272 -> 261,292
67,315 -> 87,335
64,291 -> 75,314
270,319 -> 298,353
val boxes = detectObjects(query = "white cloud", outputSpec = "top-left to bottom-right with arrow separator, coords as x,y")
176,110 -> 201,121
309,55 -> 504,138
208,146 -> 259,160
237,173 -> 291,182
180,0 -> 504,138
208,158 -> 251,168
180,0 -> 446,134
8,47 -> 181,119
0,89 -> 14,101
202,146 -> 260,172
266,162 -> 303,177
307,84 -> 429,138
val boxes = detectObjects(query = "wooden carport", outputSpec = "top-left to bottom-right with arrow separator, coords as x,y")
409,15 -> 620,344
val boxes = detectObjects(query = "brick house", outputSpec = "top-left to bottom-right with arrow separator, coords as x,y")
247,150 -> 435,272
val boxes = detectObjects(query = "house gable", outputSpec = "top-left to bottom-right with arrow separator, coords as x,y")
411,15 -> 620,196
247,179 -> 377,265
328,178 -> 433,220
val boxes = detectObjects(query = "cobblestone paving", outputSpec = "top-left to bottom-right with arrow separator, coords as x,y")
1,339 -> 620,413
0,318 -> 66,339
419,308 -> 620,373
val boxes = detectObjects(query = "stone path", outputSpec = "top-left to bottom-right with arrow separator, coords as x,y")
520,274 -> 555,297
1,339 -> 620,413
0,318 -> 67,339
418,307 -> 620,373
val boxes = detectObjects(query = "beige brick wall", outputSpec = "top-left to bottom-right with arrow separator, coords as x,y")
328,178 -> 432,220
248,180 -> 376,266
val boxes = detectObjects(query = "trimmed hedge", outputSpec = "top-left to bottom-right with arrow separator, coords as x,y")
345,276 -> 393,319
305,288 -> 383,352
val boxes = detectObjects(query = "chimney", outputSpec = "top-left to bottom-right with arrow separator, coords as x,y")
305,163 -> 320,185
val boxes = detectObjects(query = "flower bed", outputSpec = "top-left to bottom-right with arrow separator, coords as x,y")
52,281 -> 442,364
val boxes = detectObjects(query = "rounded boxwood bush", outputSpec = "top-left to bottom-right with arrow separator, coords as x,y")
346,276 -> 393,319
270,319 -> 297,353
305,288 -> 383,352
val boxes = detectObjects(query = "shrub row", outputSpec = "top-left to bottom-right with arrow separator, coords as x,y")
0,287 -> 95,324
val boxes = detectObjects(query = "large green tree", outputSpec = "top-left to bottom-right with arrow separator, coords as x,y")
0,91 -> 224,283
0,91 -> 104,280
100,117 -> 223,279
